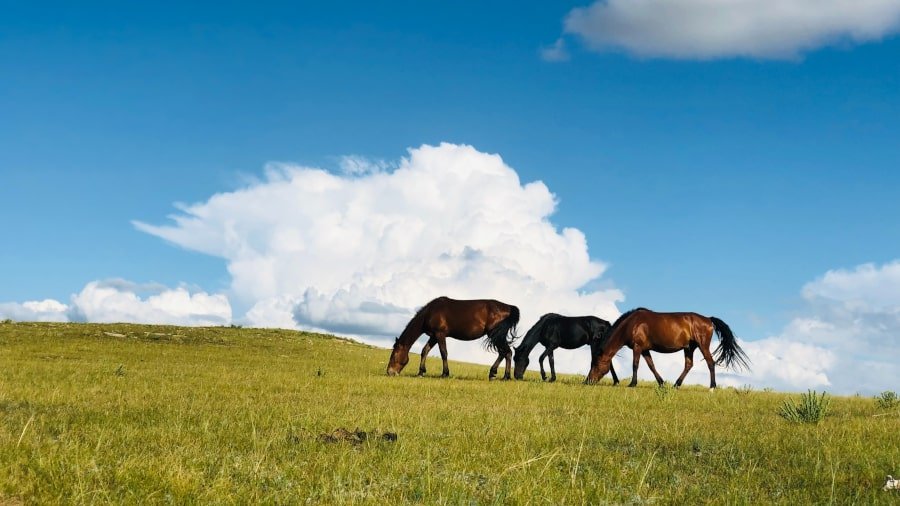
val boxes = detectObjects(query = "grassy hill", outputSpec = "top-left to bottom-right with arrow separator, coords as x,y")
1,322 -> 897,504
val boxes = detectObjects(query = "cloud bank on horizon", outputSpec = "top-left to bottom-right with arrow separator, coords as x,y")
0,280 -> 230,326
561,0 -> 900,60
2,143 -> 897,394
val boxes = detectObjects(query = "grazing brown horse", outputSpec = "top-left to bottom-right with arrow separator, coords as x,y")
386,296 -> 520,379
584,308 -> 750,389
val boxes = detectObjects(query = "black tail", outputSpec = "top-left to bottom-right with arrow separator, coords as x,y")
486,305 -> 520,352
710,316 -> 750,371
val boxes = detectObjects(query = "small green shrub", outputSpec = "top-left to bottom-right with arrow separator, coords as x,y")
779,390 -> 830,423
655,382 -> 674,401
690,438 -> 704,457
1,319 -> 12,324
875,391 -> 898,410
735,384 -> 753,396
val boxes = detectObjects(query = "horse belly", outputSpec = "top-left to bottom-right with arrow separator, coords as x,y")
446,326 -> 488,341
651,344 -> 684,354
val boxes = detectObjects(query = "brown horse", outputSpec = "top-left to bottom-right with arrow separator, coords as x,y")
386,296 -> 520,379
585,308 -> 749,389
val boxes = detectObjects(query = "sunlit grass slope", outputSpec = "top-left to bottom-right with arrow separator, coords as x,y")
1,322 -> 897,504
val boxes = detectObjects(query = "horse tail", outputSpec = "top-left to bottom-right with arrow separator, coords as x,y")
710,316 -> 750,371
486,304 -> 520,352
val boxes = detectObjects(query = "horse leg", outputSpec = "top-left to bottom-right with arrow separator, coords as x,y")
675,346 -> 695,388
418,336 -> 438,376
628,348 -> 640,387
548,350 -> 557,382
502,343 -> 513,380
437,336 -> 450,377
610,360 -> 620,386
489,351 -> 504,380
538,349 -> 550,381
641,351 -> 665,386
699,345 -> 717,389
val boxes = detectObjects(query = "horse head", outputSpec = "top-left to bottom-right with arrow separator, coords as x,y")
585,344 -> 613,384
386,337 -> 409,376
512,345 -> 529,380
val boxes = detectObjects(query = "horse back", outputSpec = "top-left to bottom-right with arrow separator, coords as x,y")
546,315 -> 604,349
423,297 -> 511,340
624,310 -> 710,351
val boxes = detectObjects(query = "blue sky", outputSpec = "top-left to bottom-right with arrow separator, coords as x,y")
2,1 -> 899,392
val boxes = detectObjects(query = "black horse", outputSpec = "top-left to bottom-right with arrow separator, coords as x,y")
513,313 -> 619,383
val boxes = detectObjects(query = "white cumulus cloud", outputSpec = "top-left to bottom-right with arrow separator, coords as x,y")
0,280 -> 232,326
0,299 -> 70,322
69,280 -> 232,326
563,0 -> 900,60
802,260 -> 900,312
713,261 -> 899,394
134,143 -> 625,366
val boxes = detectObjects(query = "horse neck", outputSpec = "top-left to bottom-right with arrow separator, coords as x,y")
516,327 -> 543,355
397,309 -> 426,348
517,315 -> 556,355
573,317 -> 598,347
600,322 -> 630,360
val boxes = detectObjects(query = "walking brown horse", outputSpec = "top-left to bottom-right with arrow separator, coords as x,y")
584,308 -> 750,389
386,296 -> 520,379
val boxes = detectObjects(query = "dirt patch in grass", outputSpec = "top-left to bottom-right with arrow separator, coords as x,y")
317,428 -> 398,445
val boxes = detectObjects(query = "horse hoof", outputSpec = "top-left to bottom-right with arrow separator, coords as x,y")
441,373 -> 450,378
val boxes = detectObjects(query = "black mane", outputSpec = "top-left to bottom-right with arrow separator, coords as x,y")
609,307 -> 650,331
395,302 -> 431,344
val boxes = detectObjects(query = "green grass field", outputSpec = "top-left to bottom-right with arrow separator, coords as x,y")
1,322 -> 898,504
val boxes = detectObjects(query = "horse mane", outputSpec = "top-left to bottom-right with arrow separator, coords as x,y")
586,316 -> 612,341
395,302 -> 432,346
609,307 -> 650,332
515,313 -> 561,353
